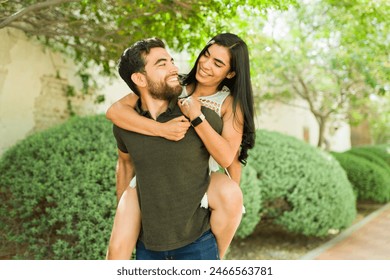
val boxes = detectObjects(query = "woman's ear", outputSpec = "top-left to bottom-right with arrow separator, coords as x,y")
131,72 -> 147,87
226,71 -> 236,79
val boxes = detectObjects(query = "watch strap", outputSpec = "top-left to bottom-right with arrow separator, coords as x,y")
191,113 -> 205,127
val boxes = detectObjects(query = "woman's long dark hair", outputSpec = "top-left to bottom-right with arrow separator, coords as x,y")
182,33 -> 256,165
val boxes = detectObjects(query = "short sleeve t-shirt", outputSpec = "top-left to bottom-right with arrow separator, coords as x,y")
113,96 -> 223,251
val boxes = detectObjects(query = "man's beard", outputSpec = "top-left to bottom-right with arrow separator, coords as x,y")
146,76 -> 182,100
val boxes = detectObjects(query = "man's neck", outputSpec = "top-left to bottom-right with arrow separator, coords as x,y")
140,94 -> 169,120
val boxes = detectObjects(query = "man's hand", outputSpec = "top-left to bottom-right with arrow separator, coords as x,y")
159,116 -> 190,141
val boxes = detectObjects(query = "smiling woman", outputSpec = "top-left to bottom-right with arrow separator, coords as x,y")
195,44 -> 236,86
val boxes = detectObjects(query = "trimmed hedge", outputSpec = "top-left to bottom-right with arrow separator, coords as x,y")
331,152 -> 390,203
349,145 -> 390,168
0,115 -> 117,259
244,130 -> 356,237
0,115 -> 362,257
0,115 -> 265,257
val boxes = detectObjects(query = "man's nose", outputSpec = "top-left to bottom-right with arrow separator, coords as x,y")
170,64 -> 179,73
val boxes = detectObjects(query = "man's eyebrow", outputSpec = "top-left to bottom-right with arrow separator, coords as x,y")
154,57 -> 174,65
154,58 -> 167,65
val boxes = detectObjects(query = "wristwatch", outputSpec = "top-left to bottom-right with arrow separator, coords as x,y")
191,113 -> 205,127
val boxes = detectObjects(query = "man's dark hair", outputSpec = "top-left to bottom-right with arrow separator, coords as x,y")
118,38 -> 165,96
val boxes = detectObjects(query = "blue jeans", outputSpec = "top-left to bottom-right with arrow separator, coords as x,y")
136,230 -> 220,260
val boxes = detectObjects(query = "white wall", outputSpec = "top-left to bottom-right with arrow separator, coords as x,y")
257,99 -> 351,151
0,28 -> 95,155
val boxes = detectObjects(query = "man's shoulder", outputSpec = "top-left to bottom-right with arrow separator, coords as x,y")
202,107 -> 223,134
112,124 -> 134,136
112,124 -> 124,132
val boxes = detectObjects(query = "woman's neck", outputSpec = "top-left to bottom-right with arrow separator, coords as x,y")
187,83 -> 218,97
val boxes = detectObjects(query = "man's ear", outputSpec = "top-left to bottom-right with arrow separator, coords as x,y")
226,71 -> 236,79
131,72 -> 147,87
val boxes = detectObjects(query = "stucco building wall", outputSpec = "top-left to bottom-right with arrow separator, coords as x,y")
257,99 -> 351,152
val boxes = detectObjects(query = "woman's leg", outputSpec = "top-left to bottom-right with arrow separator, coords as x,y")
106,185 -> 141,260
207,172 -> 243,259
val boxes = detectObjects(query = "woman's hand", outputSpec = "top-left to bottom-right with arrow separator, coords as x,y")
178,96 -> 202,121
159,116 -> 190,141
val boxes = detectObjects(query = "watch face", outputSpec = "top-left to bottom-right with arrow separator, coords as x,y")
191,113 -> 205,127
191,116 -> 203,127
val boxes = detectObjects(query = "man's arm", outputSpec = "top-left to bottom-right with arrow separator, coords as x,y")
116,149 -> 135,202
106,93 -> 190,141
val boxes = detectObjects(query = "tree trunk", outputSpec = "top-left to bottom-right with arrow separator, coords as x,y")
316,116 -> 329,150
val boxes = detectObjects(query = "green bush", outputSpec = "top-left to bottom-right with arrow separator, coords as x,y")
331,152 -> 390,203
349,145 -> 390,168
0,115 -> 117,259
244,130 -> 356,237
236,165 -> 262,238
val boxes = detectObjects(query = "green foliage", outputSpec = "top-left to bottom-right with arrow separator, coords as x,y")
331,151 -> 390,203
249,0 -> 389,148
236,165 -> 262,238
362,144 -> 390,167
0,115 -> 117,259
1,0 -> 294,76
367,98 -> 390,144
348,146 -> 390,170
245,130 -> 356,237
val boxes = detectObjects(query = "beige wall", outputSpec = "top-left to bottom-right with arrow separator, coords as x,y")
257,99 -> 351,152
0,28 -> 106,155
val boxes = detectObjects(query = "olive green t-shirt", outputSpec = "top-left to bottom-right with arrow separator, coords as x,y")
113,97 -> 223,251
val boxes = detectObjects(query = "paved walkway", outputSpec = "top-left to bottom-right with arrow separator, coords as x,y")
300,203 -> 390,260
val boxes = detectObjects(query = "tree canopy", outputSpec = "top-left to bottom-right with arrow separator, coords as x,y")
2,0 -> 388,145
1,0 -> 293,74
248,0 -> 389,147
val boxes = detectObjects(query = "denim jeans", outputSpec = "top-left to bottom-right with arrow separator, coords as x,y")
136,230 -> 220,260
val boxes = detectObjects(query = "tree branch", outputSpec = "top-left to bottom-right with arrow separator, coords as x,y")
0,0 -> 80,29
